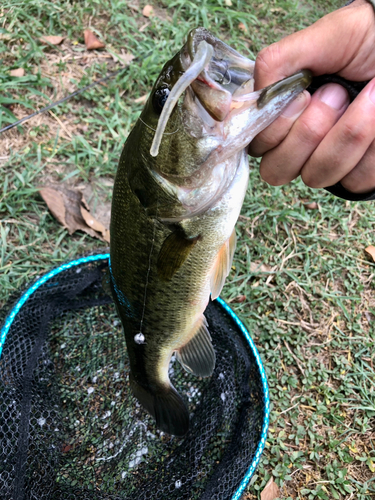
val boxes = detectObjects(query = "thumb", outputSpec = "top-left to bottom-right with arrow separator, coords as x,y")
254,1 -> 374,90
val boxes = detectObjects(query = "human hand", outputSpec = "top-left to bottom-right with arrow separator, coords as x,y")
248,0 -> 375,194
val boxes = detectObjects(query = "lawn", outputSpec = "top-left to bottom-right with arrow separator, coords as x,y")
1,0 -> 374,499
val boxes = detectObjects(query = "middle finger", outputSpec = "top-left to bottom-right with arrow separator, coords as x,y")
258,83 -> 350,186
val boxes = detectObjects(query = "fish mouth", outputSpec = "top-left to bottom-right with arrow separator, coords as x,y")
183,27 -> 256,122
183,28 -> 312,126
148,28 -> 311,220
150,28 -> 311,159
150,28 -> 255,157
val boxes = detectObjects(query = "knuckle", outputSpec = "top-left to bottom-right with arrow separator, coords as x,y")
341,120 -> 368,145
260,162 -> 288,186
301,173 -> 319,189
256,44 -> 282,78
252,132 -> 278,155
298,117 -> 325,146
301,164 -> 326,188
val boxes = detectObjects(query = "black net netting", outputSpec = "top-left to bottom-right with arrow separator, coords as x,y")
0,253 -> 269,500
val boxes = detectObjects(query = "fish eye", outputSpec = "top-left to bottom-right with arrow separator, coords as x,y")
152,86 -> 170,114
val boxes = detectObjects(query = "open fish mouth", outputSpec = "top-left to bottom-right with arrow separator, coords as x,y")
150,28 -> 311,159
146,28 -> 311,221
183,28 -> 256,122
150,28 -> 256,157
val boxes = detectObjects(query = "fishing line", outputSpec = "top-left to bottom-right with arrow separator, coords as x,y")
139,116 -> 179,136
135,196 -> 159,344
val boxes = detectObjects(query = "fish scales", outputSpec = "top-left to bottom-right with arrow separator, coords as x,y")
110,28 -> 311,436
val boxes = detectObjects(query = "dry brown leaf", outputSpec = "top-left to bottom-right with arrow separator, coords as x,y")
39,187 -> 66,228
261,477 -> 280,500
304,201 -> 318,210
119,50 -> 135,64
365,245 -> 375,262
230,295 -> 246,303
80,206 -> 110,243
238,22 -> 247,32
84,29 -> 105,50
134,93 -> 149,104
139,22 -> 150,32
39,185 -> 109,242
250,261 -> 272,273
40,35 -> 64,45
142,5 -> 154,17
110,49 -> 135,66
10,68 -> 25,77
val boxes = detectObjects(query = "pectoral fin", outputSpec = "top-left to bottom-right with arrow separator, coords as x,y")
157,232 -> 200,280
177,316 -> 215,377
210,228 -> 237,300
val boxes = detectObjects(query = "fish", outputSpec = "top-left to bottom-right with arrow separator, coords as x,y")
109,27 -> 311,436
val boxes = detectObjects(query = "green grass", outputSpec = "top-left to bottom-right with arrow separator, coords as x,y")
1,0 -> 374,499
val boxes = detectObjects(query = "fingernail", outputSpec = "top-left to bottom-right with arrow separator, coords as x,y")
318,84 -> 349,110
281,91 -> 308,118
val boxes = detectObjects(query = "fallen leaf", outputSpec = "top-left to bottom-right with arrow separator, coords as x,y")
134,93 -> 149,104
139,22 -> 150,32
39,185 -> 110,242
304,201 -> 318,210
238,22 -> 247,32
40,35 -> 64,45
142,4 -> 154,17
250,261 -> 272,273
230,295 -> 246,303
10,68 -> 25,77
261,477 -> 280,500
368,458 -> 375,473
111,49 -> 135,65
225,0 -> 232,5
120,50 -> 135,64
365,245 -> 375,262
81,206 -> 110,243
84,29 -> 105,50
39,187 -> 66,228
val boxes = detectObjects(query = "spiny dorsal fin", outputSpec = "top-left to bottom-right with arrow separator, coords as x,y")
210,228 -> 237,300
157,232 -> 200,281
177,316 -> 215,377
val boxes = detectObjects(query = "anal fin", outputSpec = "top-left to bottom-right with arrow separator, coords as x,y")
210,228 -> 237,300
177,316 -> 215,377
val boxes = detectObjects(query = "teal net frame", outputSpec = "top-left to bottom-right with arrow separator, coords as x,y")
0,253 -> 270,499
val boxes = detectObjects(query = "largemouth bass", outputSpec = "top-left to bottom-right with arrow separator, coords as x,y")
110,28 -> 311,436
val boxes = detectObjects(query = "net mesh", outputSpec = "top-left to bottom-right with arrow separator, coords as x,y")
0,255 -> 267,500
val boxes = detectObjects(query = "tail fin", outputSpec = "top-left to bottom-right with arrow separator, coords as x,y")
130,373 -> 189,437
